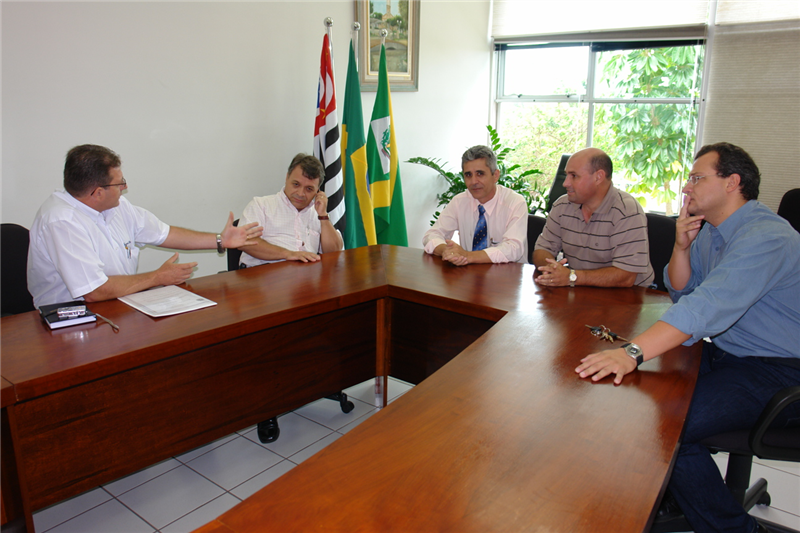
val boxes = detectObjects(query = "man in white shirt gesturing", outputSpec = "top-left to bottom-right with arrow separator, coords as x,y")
28,144 -> 263,308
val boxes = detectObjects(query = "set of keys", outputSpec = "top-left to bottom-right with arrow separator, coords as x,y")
585,324 -> 630,344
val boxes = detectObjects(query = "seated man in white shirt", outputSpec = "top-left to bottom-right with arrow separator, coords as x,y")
422,145 -> 527,265
238,154 -> 344,267
28,144 -> 263,308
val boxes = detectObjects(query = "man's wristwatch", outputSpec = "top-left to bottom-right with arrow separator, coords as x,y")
621,342 -> 644,367
216,234 -> 225,254
569,269 -> 577,288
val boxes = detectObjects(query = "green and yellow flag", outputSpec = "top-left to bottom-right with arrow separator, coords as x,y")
341,39 -> 376,249
366,44 -> 408,246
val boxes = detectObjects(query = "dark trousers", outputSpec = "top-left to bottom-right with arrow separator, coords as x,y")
669,343 -> 800,533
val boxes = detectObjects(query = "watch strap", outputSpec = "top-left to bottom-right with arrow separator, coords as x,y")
216,234 -> 225,254
318,215 -> 330,221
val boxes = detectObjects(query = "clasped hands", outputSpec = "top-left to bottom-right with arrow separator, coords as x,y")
441,240 -> 471,266
534,258 -> 570,286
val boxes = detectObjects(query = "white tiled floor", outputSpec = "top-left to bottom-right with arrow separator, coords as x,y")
32,378 -> 412,533
31,377 -> 799,533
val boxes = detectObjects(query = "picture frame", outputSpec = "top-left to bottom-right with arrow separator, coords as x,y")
354,0 -> 420,92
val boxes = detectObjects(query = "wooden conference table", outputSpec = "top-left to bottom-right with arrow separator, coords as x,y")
0,245 -> 700,533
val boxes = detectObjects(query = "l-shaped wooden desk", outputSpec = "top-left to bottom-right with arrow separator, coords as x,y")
1,245 -> 700,532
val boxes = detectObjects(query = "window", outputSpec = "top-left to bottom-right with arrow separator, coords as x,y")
496,41 -> 704,215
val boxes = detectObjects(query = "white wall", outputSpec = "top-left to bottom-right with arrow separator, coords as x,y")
2,0 -> 493,279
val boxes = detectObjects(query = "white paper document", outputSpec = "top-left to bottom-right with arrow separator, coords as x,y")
118,285 -> 217,317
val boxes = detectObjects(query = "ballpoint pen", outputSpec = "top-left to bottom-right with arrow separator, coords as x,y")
95,313 -> 120,332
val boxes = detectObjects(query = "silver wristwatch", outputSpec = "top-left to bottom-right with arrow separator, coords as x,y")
216,234 -> 225,254
621,342 -> 644,367
569,269 -> 577,288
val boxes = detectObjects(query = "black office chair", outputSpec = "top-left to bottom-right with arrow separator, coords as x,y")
1,223 -> 36,316
225,220 -> 354,443
527,214 -> 546,264
777,188 -> 800,233
545,154 -> 570,213
645,213 -> 676,292
652,386 -> 800,533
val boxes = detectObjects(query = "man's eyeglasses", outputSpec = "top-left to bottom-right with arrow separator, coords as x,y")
685,174 -> 718,185
99,178 -> 127,189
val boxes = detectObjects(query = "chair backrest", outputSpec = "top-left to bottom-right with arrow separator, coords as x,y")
527,214 -> 546,264
226,219 -> 243,271
777,188 -> 800,233
645,213 -> 676,292
546,154 -> 571,213
1,223 -> 36,315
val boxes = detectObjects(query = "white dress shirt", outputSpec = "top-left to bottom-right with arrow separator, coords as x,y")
27,191 -> 170,307
422,185 -> 528,263
239,188 -> 343,267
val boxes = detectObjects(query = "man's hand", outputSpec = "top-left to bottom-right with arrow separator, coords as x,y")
314,192 -> 329,217
441,240 -> 470,266
286,250 -> 321,263
575,348 -> 637,385
534,257 -> 569,286
674,194 -> 704,252
221,212 -> 263,249
154,253 -> 197,286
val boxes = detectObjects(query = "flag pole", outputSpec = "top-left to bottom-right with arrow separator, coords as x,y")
324,16 -> 333,43
352,22 -> 360,70
380,28 -> 387,46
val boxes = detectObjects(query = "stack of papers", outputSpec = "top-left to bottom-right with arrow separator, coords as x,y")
119,286 -> 217,317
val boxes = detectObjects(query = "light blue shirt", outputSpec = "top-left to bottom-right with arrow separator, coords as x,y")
661,200 -> 800,359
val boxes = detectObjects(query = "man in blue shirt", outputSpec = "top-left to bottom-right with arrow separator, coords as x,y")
575,142 -> 800,533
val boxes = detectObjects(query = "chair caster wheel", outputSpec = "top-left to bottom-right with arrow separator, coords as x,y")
327,392 -> 355,413
257,417 -> 280,443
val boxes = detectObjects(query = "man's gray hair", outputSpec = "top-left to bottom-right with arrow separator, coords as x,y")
461,145 -> 498,174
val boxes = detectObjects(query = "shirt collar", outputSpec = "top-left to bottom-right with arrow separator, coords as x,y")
473,185 -> 501,215
591,185 -> 618,215
55,190 -> 113,223
715,200 -> 757,243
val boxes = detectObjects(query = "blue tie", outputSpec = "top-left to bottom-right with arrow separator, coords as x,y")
473,205 -> 488,251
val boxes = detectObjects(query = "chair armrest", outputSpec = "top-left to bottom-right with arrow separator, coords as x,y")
750,385 -> 800,461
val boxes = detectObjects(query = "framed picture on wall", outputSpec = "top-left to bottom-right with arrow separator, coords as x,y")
354,0 -> 420,92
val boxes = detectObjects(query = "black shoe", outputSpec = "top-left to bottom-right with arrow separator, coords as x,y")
257,417 -> 280,443
655,490 -> 684,523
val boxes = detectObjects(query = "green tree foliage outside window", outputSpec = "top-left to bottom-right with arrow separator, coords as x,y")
498,44 -> 703,215
594,46 -> 703,215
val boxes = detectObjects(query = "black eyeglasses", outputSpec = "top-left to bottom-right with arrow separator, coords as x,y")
98,178 -> 127,189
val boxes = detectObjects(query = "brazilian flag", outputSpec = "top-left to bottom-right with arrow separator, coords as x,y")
341,39 -> 376,248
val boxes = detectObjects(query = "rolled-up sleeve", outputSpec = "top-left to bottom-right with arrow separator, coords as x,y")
423,202 -> 458,254
660,229 -> 789,344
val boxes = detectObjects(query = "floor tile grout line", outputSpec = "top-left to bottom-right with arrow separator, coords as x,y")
111,492 -> 161,532
157,491 -> 243,533
35,485 -> 117,533
102,460 -> 184,499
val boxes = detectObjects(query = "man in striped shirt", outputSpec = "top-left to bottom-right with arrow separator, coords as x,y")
533,148 -> 653,288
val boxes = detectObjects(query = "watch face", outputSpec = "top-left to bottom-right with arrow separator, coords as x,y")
626,344 -> 642,357
569,271 -> 577,281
